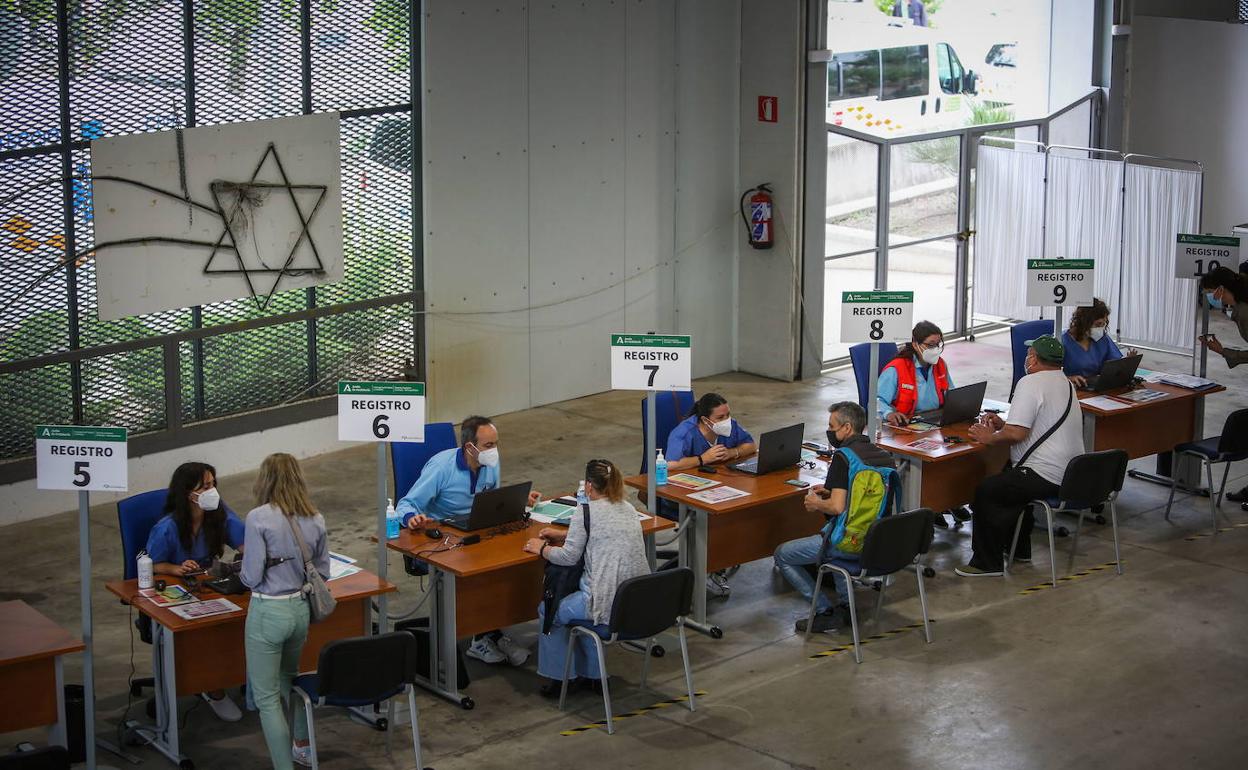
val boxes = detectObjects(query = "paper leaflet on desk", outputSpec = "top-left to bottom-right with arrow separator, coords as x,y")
906,438 -> 946,453
1139,369 -> 1217,390
664,473 -> 721,491
139,584 -> 197,607
1082,395 -> 1132,411
1110,388 -> 1168,404
528,500 -> 577,525
329,561 -> 361,581
687,486 -> 750,504
169,598 -> 240,620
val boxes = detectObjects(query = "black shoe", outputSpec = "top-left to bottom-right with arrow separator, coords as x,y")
934,513 -> 950,529
795,605 -> 845,634
1228,486 -> 1248,503
952,506 -> 972,523
1241,501 -> 1248,512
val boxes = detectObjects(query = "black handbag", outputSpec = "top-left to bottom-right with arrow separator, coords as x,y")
540,503 -> 590,634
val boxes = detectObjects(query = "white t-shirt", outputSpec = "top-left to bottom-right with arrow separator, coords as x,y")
1007,369 -> 1084,485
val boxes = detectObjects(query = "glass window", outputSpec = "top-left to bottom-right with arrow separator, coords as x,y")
829,50 -> 880,101
936,43 -> 964,95
881,46 -> 928,101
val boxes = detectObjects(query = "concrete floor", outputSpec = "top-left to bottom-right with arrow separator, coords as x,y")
4,321 -> 1247,770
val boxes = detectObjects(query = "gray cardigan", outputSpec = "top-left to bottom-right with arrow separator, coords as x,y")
544,498 -> 650,625
1218,304 -> 1248,368
240,503 -> 330,596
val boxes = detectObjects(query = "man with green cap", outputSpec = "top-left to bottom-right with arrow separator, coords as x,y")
958,334 -> 1084,576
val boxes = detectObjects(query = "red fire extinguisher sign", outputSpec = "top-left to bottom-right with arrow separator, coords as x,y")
758,96 -> 778,123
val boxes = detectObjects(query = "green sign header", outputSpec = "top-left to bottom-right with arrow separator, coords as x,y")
1177,234 -> 1239,247
841,291 -> 913,304
1028,259 -> 1094,270
35,425 -> 128,442
337,381 -> 426,396
610,334 -> 691,347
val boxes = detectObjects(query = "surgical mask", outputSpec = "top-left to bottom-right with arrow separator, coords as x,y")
1090,326 -> 1106,341
707,417 -> 733,437
475,447 -> 500,467
1206,291 -> 1223,310
827,429 -> 846,449
919,347 -> 941,366
195,487 -> 220,511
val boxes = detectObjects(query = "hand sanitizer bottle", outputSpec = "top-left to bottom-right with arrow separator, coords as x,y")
655,449 -> 668,485
385,498 -> 400,540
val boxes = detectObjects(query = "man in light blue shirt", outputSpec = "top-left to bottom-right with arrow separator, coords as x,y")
396,416 -> 539,667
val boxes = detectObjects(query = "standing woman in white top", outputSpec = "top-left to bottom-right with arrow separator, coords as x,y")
524,458 -> 650,697
240,453 -> 330,770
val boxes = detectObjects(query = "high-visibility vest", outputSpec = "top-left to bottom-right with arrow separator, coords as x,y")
882,356 -> 949,417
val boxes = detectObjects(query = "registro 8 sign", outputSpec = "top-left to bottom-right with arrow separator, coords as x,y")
338,381 -> 426,442
36,426 -> 129,492
839,291 -> 914,343
610,334 -> 692,391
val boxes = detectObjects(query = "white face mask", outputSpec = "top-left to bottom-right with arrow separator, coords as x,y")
475,446 -> 500,468
710,417 -> 733,437
195,487 -> 220,511
919,347 -> 941,366
1090,326 -> 1106,341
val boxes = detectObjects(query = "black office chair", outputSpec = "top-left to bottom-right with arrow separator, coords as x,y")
559,567 -> 697,735
804,509 -> 935,662
0,747 -> 69,770
292,633 -> 430,770
1163,409 -> 1248,533
1010,449 -> 1128,588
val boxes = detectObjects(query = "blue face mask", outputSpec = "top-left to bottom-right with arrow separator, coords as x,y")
1206,291 -> 1223,310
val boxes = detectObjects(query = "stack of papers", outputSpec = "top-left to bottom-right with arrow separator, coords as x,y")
1114,388 -> 1168,403
1082,395 -> 1132,411
328,552 -> 361,581
140,584 -> 197,607
1158,373 -> 1218,390
170,598 -> 241,620
665,473 -> 720,491
528,500 -> 578,525
688,486 -> 750,505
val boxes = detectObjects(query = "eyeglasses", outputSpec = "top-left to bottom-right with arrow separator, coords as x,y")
918,340 -> 945,352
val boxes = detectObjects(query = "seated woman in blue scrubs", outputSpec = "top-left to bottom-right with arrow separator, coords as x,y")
145,461 -> 246,721
665,393 -> 757,472
877,321 -> 953,427
1061,298 -> 1136,387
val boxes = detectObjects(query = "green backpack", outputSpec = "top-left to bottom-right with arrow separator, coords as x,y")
819,445 -> 901,555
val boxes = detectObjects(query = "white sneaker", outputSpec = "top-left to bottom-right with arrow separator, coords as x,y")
466,636 -> 507,664
291,742 -> 312,767
706,571 -> 731,598
495,635 -> 531,666
201,692 -> 242,722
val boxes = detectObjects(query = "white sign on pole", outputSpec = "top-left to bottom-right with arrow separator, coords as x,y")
610,334 -> 692,391
1175,234 -> 1240,279
839,291 -> 914,343
1026,259 -> 1094,307
337,381 -> 426,442
35,426 -> 128,492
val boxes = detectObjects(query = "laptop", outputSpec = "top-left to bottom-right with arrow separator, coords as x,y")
442,481 -> 533,531
1082,354 -> 1143,392
912,381 -> 988,427
729,423 -> 805,475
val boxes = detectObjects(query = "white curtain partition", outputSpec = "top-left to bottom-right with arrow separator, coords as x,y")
1121,163 -> 1202,352
1045,154 -> 1124,312
973,145 -> 1045,319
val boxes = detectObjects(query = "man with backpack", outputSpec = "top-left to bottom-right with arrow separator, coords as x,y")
774,401 -> 900,634
958,335 -> 1084,577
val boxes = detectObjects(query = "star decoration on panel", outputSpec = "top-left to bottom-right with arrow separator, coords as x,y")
203,142 -> 329,311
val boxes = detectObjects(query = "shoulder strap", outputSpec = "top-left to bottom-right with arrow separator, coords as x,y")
1016,382 -> 1076,470
581,502 -> 591,535
283,512 -> 313,576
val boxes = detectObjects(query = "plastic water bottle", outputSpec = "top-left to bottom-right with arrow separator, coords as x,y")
576,481 -> 589,505
137,550 -> 153,590
385,498 -> 400,540
655,449 -> 668,485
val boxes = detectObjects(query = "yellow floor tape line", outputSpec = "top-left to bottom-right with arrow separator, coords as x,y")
1017,560 -> 1121,595
808,619 -> 933,659
559,691 -> 708,736
1183,522 -> 1248,541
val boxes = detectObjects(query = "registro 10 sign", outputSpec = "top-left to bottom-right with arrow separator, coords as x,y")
1175,234 -> 1239,279
35,425 -> 129,492
338,381 -> 426,442
840,291 -> 914,343
610,334 -> 692,391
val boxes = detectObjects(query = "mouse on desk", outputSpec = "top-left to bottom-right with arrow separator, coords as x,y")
425,528 -> 443,540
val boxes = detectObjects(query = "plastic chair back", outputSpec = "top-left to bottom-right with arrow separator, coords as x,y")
391,422 -> 457,500
1009,319 -> 1054,398
118,489 -> 169,580
608,567 -> 694,639
315,632 -> 416,702
1058,450 -> 1128,507
1216,409 -> 1248,457
849,342 -> 899,409
640,391 -> 695,473
859,508 -> 934,576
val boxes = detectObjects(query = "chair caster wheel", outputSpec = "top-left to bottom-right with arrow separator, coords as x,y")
923,567 -> 936,578
1055,526 -> 1070,538
375,717 -> 388,732
650,645 -> 665,658
709,626 -> 723,640
460,697 -> 475,710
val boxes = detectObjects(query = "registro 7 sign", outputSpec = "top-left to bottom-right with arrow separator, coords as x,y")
610,334 -> 692,391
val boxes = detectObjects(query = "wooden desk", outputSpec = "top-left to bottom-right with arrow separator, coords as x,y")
624,465 -> 827,635
105,570 -> 394,767
1078,382 -> 1224,456
386,514 -> 673,709
876,422 -> 1010,512
0,601 -> 84,747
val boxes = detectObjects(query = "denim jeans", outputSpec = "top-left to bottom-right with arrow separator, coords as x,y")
536,591 -> 604,681
774,534 -> 856,613
245,596 -> 310,770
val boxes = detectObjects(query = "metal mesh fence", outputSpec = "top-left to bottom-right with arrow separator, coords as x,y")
0,0 -> 416,464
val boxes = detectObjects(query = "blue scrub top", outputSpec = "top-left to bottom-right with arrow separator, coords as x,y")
875,362 -> 954,417
1061,330 -> 1123,379
145,510 -> 245,566
666,415 -> 755,462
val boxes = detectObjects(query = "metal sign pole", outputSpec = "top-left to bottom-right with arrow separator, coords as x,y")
646,393 -> 657,516
867,343 -> 880,439
376,443 -> 389,633
78,490 -> 97,770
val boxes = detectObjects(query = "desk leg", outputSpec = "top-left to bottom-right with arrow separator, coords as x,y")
414,569 -> 473,710
902,457 -> 923,512
678,503 -> 720,639
48,656 -> 67,748
127,624 -> 188,767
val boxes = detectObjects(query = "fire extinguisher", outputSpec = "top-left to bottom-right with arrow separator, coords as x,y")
739,184 -> 774,250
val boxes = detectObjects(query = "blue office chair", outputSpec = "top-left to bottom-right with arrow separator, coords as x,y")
1163,409 -> 1248,533
641,391 -> 695,525
1009,319 -> 1054,400
390,423 -> 457,577
849,342 -> 899,409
